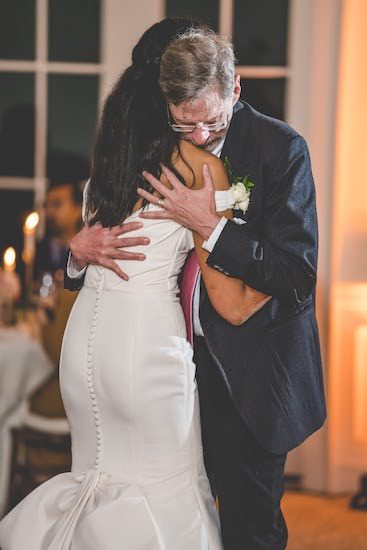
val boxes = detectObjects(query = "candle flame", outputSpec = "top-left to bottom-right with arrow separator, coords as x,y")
24,212 -> 39,232
4,247 -> 16,268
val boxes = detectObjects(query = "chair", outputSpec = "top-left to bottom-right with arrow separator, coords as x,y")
5,420 -> 71,514
2,288 -> 77,516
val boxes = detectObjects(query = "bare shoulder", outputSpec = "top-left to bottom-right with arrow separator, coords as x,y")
179,140 -> 229,191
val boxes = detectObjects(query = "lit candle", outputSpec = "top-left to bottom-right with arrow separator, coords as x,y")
23,212 -> 39,264
3,247 -> 16,271
0,247 -> 21,313
22,212 -> 39,304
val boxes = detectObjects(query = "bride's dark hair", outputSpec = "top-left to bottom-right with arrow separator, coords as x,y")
86,18 -> 198,227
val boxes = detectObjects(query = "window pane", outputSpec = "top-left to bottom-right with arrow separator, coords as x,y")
233,0 -> 288,66
240,78 -> 286,120
47,75 -> 98,177
0,73 -> 35,177
48,0 -> 100,62
0,189 -> 34,284
166,0 -> 219,31
0,0 -> 36,60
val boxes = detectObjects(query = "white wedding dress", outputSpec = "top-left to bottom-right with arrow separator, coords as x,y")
0,191 -> 234,550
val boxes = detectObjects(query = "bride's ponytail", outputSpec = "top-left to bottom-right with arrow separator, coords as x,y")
86,18 -> 197,227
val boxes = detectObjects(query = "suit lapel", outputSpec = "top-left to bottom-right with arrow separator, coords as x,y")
220,100 -> 245,161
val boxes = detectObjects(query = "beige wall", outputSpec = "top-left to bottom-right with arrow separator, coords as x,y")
332,0 -> 367,283
328,0 -> 367,492
286,0 -> 342,491
101,0 -> 164,100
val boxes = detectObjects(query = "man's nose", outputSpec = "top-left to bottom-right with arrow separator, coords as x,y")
190,127 -> 210,145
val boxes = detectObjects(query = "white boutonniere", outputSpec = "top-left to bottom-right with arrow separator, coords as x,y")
224,156 -> 254,214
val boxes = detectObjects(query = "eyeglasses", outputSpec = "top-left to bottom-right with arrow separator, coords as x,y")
166,105 -> 230,133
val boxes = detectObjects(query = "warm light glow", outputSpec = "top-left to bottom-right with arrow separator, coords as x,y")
3,247 -> 16,271
353,324 -> 367,443
332,0 -> 367,282
328,283 -> 367,491
24,212 -> 39,233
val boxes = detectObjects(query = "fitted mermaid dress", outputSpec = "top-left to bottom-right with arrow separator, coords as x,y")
0,191 -> 233,550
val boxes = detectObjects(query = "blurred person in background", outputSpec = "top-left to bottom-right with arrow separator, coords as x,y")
34,154 -> 87,282
31,155 -> 87,417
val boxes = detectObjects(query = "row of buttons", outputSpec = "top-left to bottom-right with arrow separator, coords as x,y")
86,266 -> 104,468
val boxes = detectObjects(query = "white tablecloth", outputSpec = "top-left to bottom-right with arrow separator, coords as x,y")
0,327 -> 53,515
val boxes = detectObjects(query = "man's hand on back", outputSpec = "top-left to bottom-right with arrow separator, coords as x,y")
70,221 -> 150,281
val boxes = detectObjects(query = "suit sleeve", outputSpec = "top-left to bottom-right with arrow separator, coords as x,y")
207,136 -> 318,305
63,179 -> 90,291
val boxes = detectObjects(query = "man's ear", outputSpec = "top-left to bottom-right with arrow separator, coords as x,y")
232,74 -> 241,105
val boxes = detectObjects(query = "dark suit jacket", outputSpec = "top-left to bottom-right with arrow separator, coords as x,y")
64,256 -> 84,291
64,101 -> 326,455
35,238 -> 69,280
200,101 -> 326,454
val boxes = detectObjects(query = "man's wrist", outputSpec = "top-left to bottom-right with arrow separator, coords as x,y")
70,239 -> 88,271
202,217 -> 228,252
66,251 -> 88,279
73,257 -> 88,271
197,213 -> 221,241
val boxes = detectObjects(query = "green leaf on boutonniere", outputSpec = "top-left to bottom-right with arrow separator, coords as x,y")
242,175 -> 254,192
223,156 -> 235,182
224,156 -> 254,192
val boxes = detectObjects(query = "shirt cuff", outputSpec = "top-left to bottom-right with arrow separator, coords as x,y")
66,251 -> 87,279
202,217 -> 228,253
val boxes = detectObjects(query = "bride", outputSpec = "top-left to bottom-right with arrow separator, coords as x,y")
0,20 -> 269,550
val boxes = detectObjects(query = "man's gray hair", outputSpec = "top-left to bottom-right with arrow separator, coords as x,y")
159,28 -> 235,105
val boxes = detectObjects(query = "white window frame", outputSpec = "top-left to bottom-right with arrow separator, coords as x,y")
220,0 -> 290,82
0,0 -> 105,215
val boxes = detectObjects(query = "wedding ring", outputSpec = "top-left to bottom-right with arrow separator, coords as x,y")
157,197 -> 165,208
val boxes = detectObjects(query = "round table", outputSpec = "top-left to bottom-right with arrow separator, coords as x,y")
0,327 -> 53,515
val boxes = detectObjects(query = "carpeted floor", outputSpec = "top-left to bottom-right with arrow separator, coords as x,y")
283,491 -> 367,550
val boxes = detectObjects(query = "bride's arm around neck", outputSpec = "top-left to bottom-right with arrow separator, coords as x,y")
190,152 -> 271,326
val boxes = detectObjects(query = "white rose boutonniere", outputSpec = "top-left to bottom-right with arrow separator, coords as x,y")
224,156 -> 254,214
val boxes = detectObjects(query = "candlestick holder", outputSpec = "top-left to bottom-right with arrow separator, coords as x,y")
23,212 -> 40,307
0,267 -> 21,326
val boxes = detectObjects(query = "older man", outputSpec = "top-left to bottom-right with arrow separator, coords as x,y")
65,20 -> 326,550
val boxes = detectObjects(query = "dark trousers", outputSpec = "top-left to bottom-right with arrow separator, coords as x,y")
194,336 -> 288,550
